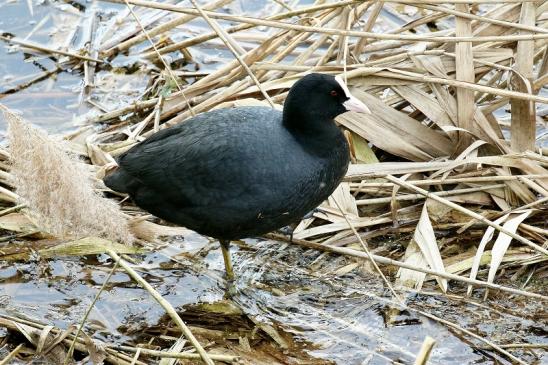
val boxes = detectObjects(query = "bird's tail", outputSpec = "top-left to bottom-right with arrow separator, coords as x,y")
103,165 -> 140,196
1,104 -> 134,244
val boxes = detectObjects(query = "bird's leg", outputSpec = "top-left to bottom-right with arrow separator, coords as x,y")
278,225 -> 294,242
219,239 -> 234,280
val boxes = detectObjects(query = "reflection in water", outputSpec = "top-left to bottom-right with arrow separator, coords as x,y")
233,241 -> 476,365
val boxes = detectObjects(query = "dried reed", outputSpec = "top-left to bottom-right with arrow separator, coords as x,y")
2,105 -> 133,244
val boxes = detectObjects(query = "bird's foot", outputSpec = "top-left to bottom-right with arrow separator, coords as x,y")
224,279 -> 238,299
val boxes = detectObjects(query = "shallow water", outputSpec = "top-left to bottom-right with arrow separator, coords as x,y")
1,236 -> 546,364
0,0 -> 97,135
232,241 -> 546,364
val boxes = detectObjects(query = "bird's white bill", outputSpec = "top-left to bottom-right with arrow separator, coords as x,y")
343,95 -> 371,114
335,75 -> 371,114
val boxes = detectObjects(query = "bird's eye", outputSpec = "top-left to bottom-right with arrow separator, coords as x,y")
330,90 -> 338,97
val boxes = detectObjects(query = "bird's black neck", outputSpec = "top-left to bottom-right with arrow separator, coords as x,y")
282,109 -> 347,158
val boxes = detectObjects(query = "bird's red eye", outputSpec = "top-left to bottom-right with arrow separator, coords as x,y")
330,90 -> 338,97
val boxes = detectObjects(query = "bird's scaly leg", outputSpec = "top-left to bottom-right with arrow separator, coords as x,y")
220,239 -> 234,280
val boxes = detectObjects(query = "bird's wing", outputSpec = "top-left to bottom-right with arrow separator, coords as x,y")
117,107 -> 282,208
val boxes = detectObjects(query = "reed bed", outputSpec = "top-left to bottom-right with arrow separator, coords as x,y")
0,0 -> 547,363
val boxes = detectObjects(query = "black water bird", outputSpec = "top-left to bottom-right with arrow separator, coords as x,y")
104,73 -> 370,279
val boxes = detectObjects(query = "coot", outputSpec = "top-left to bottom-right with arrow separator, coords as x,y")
104,73 -> 370,279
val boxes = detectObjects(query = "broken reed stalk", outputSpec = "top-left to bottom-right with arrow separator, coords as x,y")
266,234 -> 548,301
84,97 -> 158,123
383,175 -> 548,256
0,67 -> 62,95
349,174 -> 548,189
107,345 -> 238,362
495,343 -> 548,349
120,0 -> 195,118
99,0 -> 548,42
355,183 -> 505,205
0,204 -> 26,218
0,35 -> 103,63
105,250 -> 215,365
519,176 -> 548,197
0,185 -> 18,203
333,199 -> 404,304
130,349 -> 143,364
0,314 -> 139,365
142,0 -> 358,57
63,261 -> 120,364
411,308 -> 527,364
0,344 -> 24,365
413,336 -> 436,365
188,0 -> 275,107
